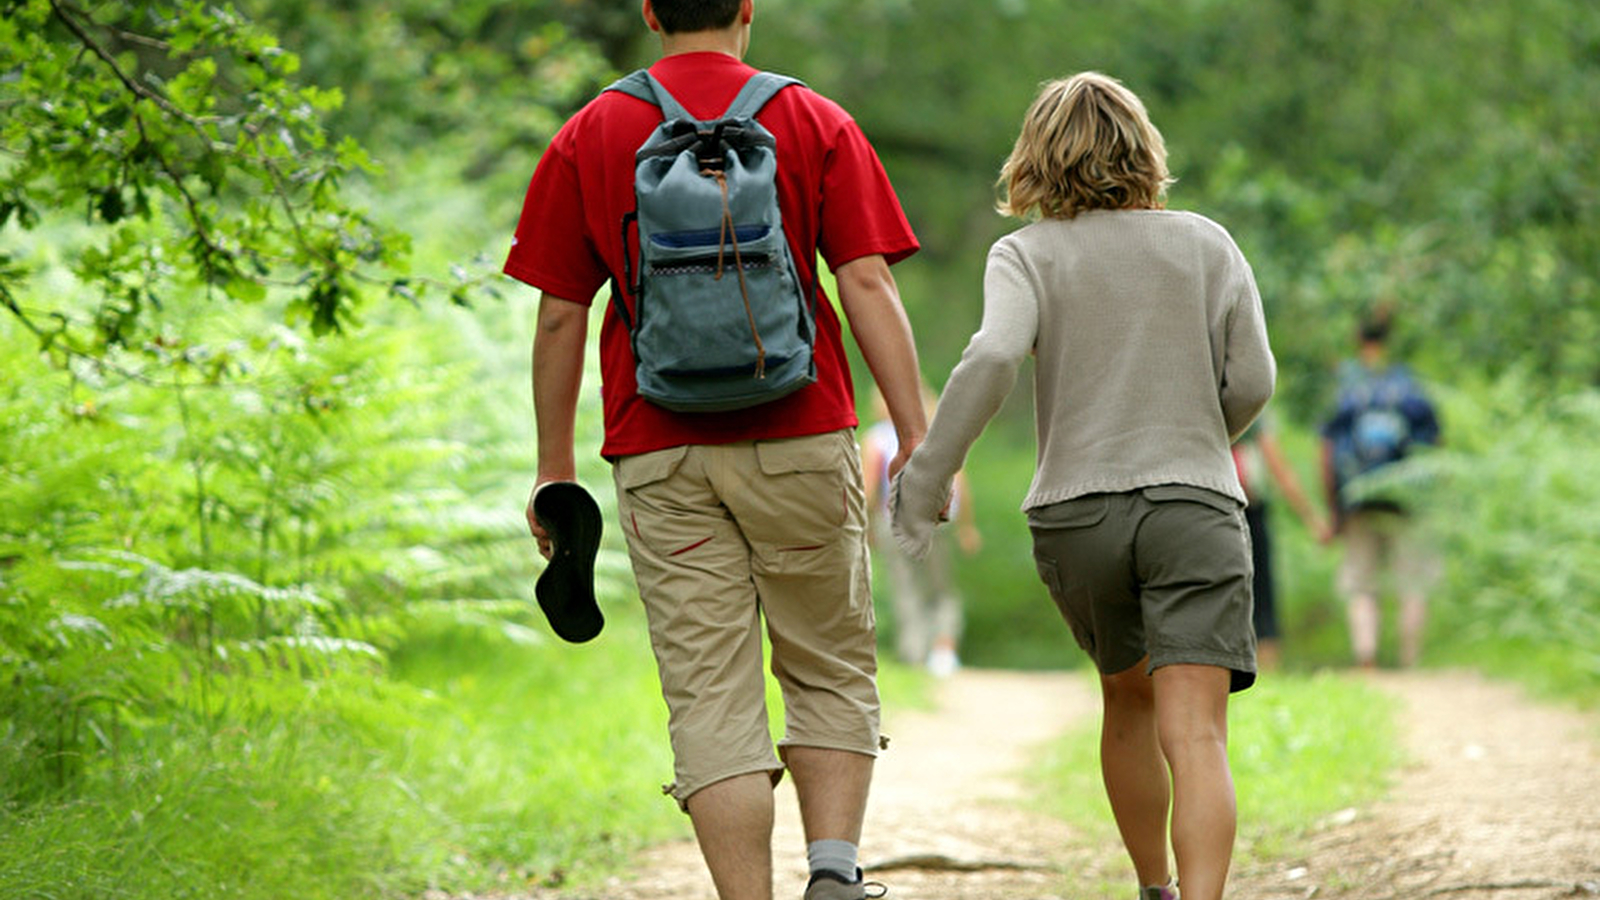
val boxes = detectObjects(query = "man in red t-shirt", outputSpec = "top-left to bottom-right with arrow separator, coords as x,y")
503,3 -> 926,899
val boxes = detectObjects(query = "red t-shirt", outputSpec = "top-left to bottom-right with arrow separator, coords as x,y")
503,52 -> 919,458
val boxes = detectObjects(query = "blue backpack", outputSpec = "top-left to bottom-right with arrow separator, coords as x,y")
606,70 -> 816,413
1328,364 -> 1438,488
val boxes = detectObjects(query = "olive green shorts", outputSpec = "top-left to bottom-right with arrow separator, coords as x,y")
1029,485 -> 1257,692
612,430 -> 881,810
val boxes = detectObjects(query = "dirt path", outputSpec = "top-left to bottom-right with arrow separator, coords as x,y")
513,668 -> 1600,900
1230,670 -> 1600,900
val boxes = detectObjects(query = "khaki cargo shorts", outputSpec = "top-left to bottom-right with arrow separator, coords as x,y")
1337,507 -> 1441,598
1029,485 -> 1257,692
612,430 -> 881,809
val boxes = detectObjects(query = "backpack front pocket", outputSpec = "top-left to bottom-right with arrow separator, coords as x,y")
640,225 -> 806,377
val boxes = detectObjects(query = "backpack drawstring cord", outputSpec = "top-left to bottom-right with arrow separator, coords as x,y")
707,167 -> 766,379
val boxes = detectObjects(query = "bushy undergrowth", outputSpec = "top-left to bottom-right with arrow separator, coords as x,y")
0,266 -> 639,897
1415,377 -> 1600,704
0,611 -> 689,899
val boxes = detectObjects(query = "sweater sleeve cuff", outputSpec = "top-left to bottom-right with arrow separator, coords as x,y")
889,462 -> 952,561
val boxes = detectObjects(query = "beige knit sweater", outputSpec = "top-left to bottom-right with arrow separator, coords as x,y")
892,209 -> 1275,558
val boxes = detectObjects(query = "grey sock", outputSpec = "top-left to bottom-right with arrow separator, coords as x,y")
806,839 -> 858,882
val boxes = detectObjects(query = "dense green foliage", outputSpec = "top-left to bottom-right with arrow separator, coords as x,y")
3,0 -> 1598,897
743,0 -> 1600,406
1414,377 -> 1600,694
1,0 -> 407,352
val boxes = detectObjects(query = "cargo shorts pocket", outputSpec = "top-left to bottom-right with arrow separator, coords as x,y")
1026,494 -> 1110,530
1140,484 -> 1239,515
1032,548 -> 1096,656
615,445 -> 690,493
752,432 -> 856,533
613,446 -> 697,557
754,431 -> 855,479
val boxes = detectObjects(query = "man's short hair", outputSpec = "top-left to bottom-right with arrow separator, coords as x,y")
652,0 -> 742,34
996,72 -> 1173,220
1358,311 -> 1393,344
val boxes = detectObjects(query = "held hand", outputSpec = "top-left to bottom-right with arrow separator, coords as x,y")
890,446 -> 950,521
886,445 -> 914,482
888,463 -> 953,561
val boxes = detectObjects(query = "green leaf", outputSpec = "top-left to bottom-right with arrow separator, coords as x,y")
226,277 -> 267,305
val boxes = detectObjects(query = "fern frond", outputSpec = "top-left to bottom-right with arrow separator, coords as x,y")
104,563 -> 327,614
216,635 -> 383,678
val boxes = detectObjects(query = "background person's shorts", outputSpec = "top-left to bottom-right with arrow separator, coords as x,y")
1029,485 -> 1257,692
1337,507 -> 1441,598
612,430 -> 880,809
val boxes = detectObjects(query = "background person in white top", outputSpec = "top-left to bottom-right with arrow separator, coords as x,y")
892,72 -> 1274,900
861,385 -> 980,676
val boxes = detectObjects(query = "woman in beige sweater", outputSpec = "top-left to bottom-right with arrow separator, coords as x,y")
892,72 -> 1274,900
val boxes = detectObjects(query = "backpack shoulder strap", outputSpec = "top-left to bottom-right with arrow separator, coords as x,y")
603,69 -> 695,123
721,71 -> 804,121
602,69 -> 653,104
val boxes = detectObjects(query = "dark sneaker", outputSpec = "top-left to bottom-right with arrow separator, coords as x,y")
532,481 -> 604,643
804,869 -> 886,900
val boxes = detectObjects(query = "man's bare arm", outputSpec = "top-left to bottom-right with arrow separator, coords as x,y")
527,291 -> 589,556
834,254 -> 925,477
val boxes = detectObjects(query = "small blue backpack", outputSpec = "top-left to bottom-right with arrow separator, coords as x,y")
606,70 -> 816,412
1329,364 -> 1438,488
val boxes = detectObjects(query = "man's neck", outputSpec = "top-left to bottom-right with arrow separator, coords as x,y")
659,27 -> 746,60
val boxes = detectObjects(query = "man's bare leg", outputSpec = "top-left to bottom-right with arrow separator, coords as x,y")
1347,592 -> 1380,668
786,745 -> 873,845
1399,591 -> 1427,668
686,772 -> 777,900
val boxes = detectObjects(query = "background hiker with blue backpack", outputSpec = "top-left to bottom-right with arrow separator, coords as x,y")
1319,311 -> 1442,669
502,2 -> 927,900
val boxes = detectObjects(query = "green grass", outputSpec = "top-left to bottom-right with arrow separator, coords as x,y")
1,593 -> 938,900
382,608 -> 688,892
0,600 -> 684,899
1,674 -> 461,900
1428,637 -> 1600,709
1031,671 -> 1401,895
1230,673 -> 1401,855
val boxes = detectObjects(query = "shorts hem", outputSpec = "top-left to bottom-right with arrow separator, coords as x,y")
1147,647 -> 1257,693
1096,652 -> 1148,678
666,758 -> 786,813
776,734 -> 883,760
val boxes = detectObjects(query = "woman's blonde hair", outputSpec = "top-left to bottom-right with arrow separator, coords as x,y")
996,72 -> 1174,220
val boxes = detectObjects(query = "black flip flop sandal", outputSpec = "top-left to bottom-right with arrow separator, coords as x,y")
532,481 -> 604,643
